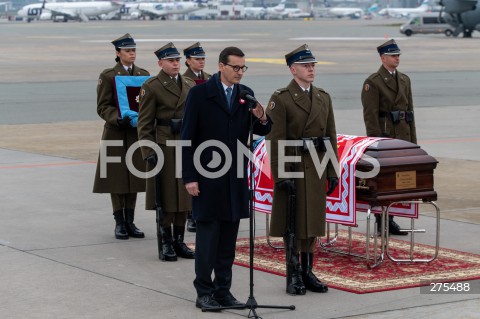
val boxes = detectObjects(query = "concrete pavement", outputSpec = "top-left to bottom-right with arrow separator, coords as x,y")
1,19 -> 479,318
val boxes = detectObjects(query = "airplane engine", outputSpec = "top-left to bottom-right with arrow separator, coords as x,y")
39,11 -> 52,20
130,10 -> 141,19
438,0 -> 477,13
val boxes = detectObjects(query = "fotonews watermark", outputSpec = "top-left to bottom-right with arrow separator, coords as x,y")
99,139 -> 381,180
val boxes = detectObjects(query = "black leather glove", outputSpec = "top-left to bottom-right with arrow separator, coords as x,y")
277,179 -> 295,193
146,153 -> 158,166
117,117 -> 131,129
326,177 -> 338,196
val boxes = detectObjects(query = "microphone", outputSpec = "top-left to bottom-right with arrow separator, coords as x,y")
239,90 -> 258,104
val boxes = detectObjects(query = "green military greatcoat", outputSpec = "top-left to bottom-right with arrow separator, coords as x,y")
137,70 -> 195,211
182,68 -> 211,82
266,80 -> 338,239
361,65 -> 417,143
93,63 -> 149,194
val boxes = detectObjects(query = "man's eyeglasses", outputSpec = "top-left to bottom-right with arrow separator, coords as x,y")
225,63 -> 248,72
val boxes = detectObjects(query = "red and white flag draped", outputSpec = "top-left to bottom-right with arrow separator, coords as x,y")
250,134 -> 418,226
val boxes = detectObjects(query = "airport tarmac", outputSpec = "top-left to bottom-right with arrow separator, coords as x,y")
0,20 -> 479,318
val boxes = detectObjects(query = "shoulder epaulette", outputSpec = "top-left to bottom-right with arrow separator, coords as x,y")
183,76 -> 195,85
144,76 -> 157,85
101,68 -> 115,76
273,88 -> 288,95
316,87 -> 328,94
368,73 -> 380,81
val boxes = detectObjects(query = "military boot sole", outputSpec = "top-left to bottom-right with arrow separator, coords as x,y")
286,285 -> 306,296
127,232 -> 145,238
159,254 -> 178,262
115,233 -> 129,240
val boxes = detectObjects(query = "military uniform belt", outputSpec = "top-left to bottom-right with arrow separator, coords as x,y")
156,118 -> 183,134
296,137 -> 329,154
379,111 -> 413,123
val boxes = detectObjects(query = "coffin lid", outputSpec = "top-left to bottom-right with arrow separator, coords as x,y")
357,138 -> 438,170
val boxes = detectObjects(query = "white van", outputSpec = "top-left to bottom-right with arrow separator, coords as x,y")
400,13 -> 454,37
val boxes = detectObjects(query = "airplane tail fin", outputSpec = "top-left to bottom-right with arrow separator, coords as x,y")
367,3 -> 379,13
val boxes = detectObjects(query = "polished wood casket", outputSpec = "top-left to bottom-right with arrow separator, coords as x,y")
355,139 -> 438,206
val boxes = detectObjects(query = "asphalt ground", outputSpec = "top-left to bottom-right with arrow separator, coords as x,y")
0,19 -> 479,318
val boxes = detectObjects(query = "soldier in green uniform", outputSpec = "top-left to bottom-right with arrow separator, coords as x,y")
137,42 -> 196,261
361,39 -> 416,236
266,44 -> 339,295
182,42 -> 211,83
181,42 -> 211,233
93,33 -> 149,240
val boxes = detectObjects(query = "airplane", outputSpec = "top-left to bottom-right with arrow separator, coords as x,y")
378,0 -> 430,18
287,11 -> 314,19
328,6 -> 364,19
133,1 -> 203,20
244,4 -> 267,19
437,0 -> 480,37
17,0 -> 122,22
264,0 -> 303,19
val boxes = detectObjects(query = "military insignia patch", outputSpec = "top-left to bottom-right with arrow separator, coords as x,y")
364,83 -> 370,92
98,78 -> 102,86
268,101 -> 276,110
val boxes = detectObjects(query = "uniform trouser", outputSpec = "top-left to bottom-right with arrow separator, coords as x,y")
110,193 -> 137,212
297,237 -> 317,253
161,211 -> 188,228
193,220 -> 240,298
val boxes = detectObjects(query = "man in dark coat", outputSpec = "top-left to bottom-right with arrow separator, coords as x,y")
181,47 -> 271,311
182,42 -> 212,233
361,39 -> 416,236
93,33 -> 148,240
137,42 -> 196,261
266,44 -> 338,295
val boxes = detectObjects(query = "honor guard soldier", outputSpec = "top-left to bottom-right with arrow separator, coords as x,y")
183,42 -> 212,83
266,44 -> 339,295
93,33 -> 149,240
361,39 -> 417,236
137,42 -> 196,261
182,42 -> 211,233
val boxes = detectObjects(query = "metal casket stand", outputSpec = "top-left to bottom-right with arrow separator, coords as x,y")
320,139 -> 441,268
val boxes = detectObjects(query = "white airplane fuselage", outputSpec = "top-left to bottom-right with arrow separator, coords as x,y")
17,1 -> 120,21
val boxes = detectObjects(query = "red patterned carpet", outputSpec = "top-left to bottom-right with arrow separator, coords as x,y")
232,231 -> 480,294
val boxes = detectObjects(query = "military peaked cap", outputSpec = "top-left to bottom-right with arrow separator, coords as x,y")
184,42 -> 206,58
285,44 -> 317,67
111,33 -> 136,49
377,39 -> 401,56
155,42 -> 181,60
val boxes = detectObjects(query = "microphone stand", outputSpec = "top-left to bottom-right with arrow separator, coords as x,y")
203,98 -> 295,318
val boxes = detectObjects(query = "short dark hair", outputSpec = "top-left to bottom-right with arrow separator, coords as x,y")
219,47 -> 244,64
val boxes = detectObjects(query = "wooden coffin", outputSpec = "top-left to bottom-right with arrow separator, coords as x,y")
355,139 -> 438,206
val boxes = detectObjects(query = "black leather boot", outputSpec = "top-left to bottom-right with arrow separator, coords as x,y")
388,216 -> 408,236
173,226 -> 195,259
301,252 -> 328,293
124,209 -> 145,238
286,254 -> 306,296
159,225 -> 177,262
186,211 -> 196,233
113,210 -> 128,240
375,214 -> 383,234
